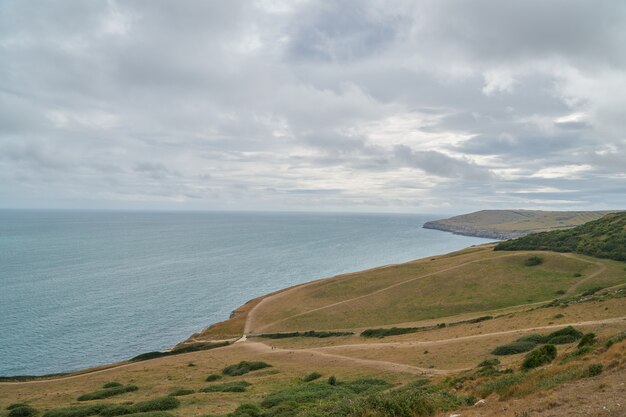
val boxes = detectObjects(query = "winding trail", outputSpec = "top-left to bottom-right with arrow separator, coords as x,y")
246,251 -> 604,334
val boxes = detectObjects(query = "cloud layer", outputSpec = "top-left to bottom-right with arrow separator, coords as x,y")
1,0 -> 625,211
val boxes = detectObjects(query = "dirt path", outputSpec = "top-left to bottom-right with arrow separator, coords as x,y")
240,341 -> 451,375
248,251 -> 603,334
311,317 -> 626,352
560,253 -> 608,296
247,251 -> 518,333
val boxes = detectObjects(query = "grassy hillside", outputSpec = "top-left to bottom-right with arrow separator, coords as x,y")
495,212 -> 626,261
423,209 -> 615,239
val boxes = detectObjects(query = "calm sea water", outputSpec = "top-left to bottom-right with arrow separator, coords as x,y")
0,210 -> 491,375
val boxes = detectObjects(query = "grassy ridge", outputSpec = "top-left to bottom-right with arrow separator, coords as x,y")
496,212 -> 626,261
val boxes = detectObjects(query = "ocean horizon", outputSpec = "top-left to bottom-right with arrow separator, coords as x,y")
0,209 -> 493,376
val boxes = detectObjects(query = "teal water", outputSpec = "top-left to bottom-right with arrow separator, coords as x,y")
0,210 -> 492,375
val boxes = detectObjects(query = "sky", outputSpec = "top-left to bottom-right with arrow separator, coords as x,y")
1,0 -> 625,213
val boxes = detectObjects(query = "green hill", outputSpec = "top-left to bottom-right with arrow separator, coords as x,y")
495,212 -> 626,261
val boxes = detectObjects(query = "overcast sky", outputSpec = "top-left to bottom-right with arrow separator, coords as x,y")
1,1 -> 625,212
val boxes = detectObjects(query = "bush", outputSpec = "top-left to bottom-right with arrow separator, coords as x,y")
560,346 -> 593,364
546,326 -> 583,340
258,330 -> 353,339
111,414 -> 173,417
492,341 -> 537,355
581,286 -> 604,296
130,342 -> 229,362
524,256 -> 543,266
547,335 -> 577,345
328,375 -> 337,385
517,334 -> 547,344
577,333 -> 596,348
102,382 -> 122,389
302,372 -> 322,382
7,405 -> 29,411
8,406 -> 37,417
130,397 -> 179,413
205,374 -> 222,382
168,389 -> 194,396
77,385 -> 139,401
477,358 -> 500,368
587,363 -> 603,377
521,345 -> 557,370
43,405 -> 108,417
605,331 -> 626,348
222,361 -> 271,376
200,381 -> 251,393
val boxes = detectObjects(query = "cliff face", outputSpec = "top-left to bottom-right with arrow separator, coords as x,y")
423,209 -> 616,240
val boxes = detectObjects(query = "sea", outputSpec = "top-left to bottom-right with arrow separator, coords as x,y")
0,210 -> 492,376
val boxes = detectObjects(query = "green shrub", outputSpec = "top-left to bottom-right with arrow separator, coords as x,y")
97,406 -> 132,417
110,413 -> 173,417
130,342 -> 229,362
77,385 -> 138,401
577,333 -> 596,348
8,406 -> 37,417
102,382 -> 122,389
547,335 -> 577,345
524,256 -> 543,266
302,372 -> 322,382
581,286 -> 604,296
477,358 -> 500,368
222,361 -> 271,376
516,334 -> 547,344
168,389 -> 194,396
200,381 -> 251,393
258,330 -> 353,339
205,374 -> 222,382
521,345 -> 557,370
560,346 -> 593,364
492,341 -> 537,355
546,326 -> 583,340
587,363 -> 603,377
130,397 -> 179,413
328,375 -> 337,386
605,331 -> 626,348
480,374 -> 523,397
43,405 -> 108,417
7,405 -> 29,411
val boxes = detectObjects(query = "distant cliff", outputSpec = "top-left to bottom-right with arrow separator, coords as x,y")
423,209 -> 617,240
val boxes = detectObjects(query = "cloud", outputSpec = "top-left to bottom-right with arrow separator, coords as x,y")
0,0 -> 624,211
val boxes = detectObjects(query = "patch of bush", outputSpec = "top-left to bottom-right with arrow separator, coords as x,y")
328,375 -> 337,386
77,385 -> 138,401
477,358 -> 500,368
605,331 -> 626,348
521,344 -> 557,370
361,326 -> 433,338
130,397 -> 180,413
7,405 -> 29,411
587,363 -> 603,377
547,326 -> 583,340
560,346 -> 593,364
302,372 -> 322,382
102,382 -> 122,389
43,405 -> 109,417
223,361 -> 271,376
8,406 -> 37,417
577,333 -> 596,348
554,289 -> 566,295
492,341 -> 537,355
130,341 -> 230,362
516,334 -> 547,344
524,256 -> 543,266
200,381 -> 251,393
205,374 -> 222,382
168,389 -> 194,397
480,373 -> 523,398
547,335 -> 577,345
110,413 -> 173,417
257,330 -> 353,339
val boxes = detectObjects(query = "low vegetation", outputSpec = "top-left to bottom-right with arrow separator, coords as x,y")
524,256 -> 543,266
257,330 -> 353,339
8,406 -> 38,417
168,389 -> 194,397
130,342 -> 230,362
222,361 -> 271,376
493,326 -> 583,355
605,330 -> 626,348
521,344 -> 557,370
77,384 -> 138,401
302,372 -> 322,382
205,374 -> 222,382
495,212 -> 626,261
361,316 -> 492,338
